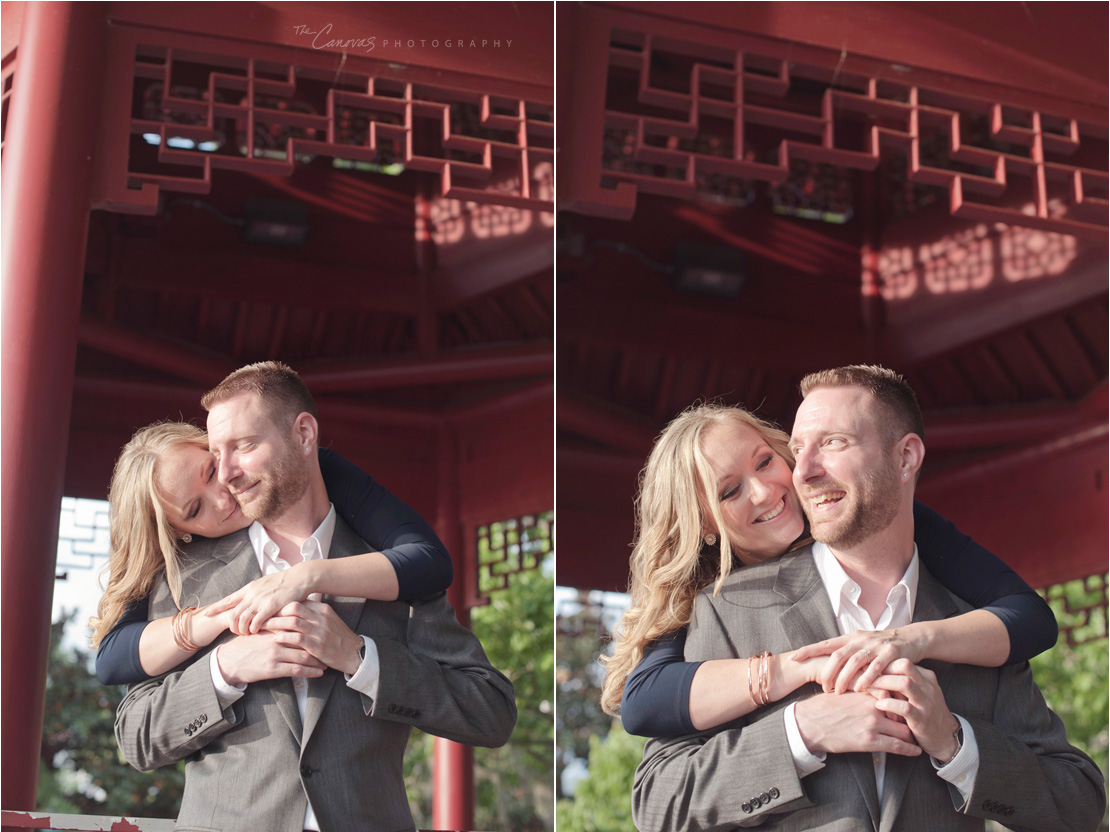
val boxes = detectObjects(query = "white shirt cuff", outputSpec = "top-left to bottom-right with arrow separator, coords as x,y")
344,635 -> 380,700
783,702 -> 826,778
932,714 -> 979,805
210,647 -> 246,710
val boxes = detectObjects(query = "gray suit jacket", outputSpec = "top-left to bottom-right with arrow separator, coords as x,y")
632,546 -> 1105,832
115,518 -> 517,832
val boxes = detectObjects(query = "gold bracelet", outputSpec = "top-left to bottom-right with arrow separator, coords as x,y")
760,651 -> 772,705
747,654 -> 759,706
172,606 -> 199,653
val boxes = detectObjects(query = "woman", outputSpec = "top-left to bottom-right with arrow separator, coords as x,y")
601,403 -> 1057,736
91,422 -> 452,685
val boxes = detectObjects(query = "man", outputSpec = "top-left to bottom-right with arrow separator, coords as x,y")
633,365 -> 1105,832
115,362 -> 517,832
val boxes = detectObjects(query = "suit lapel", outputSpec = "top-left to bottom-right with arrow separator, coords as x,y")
202,531 -> 304,742
777,551 -> 881,832
302,520 -> 368,745
776,551 -> 841,652
190,532 -> 262,604
878,565 -> 961,831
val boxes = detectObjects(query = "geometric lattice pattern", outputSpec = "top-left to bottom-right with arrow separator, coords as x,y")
1040,573 -> 1109,648
55,498 -> 111,579
476,510 -> 553,601
128,45 -> 553,212
601,30 -> 1108,237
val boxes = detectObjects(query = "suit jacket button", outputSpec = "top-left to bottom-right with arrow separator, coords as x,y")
751,796 -> 762,807
301,764 -> 313,778
741,802 -> 752,814
200,713 -> 208,724
769,788 -> 780,799
760,792 -> 770,804
412,710 -> 421,718
184,727 -> 192,737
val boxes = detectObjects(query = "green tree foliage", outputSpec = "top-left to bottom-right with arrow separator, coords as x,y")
405,561 -> 556,831
1029,576 -> 1109,783
555,723 -> 646,832
39,612 -> 185,816
555,597 -> 613,798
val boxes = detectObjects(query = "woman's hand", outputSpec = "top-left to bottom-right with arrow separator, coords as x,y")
791,629 -> 923,694
204,567 -> 316,635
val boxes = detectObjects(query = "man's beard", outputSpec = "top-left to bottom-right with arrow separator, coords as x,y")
804,460 -> 901,549
238,442 -> 310,524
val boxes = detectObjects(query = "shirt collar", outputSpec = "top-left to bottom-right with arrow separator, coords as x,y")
811,540 -> 920,619
247,503 -> 337,570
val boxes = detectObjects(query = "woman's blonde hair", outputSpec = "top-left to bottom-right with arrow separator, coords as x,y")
599,402 -> 802,717
89,422 -> 208,647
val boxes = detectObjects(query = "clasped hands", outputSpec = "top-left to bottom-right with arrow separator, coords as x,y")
790,631 -> 960,763
205,569 -> 311,636
215,601 -> 364,686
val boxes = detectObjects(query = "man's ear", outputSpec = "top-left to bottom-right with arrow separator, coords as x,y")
292,412 -> 318,456
898,433 -> 925,480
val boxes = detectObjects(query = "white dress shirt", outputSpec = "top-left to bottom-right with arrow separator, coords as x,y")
208,504 -> 381,831
782,541 -> 979,806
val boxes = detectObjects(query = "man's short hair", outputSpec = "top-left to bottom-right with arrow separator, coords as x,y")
201,361 -> 317,429
799,364 -> 924,446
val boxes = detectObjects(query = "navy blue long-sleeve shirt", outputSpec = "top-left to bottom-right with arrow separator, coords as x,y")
95,447 -> 452,685
620,499 -> 1058,737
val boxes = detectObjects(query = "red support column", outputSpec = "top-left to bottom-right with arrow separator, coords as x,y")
1,2 -> 106,811
432,423 -> 475,830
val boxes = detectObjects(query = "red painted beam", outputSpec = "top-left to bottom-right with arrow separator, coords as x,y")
918,423 -> 1108,589
298,342 -> 553,391
923,385 -> 1107,450
433,220 -> 554,309
559,287 -> 868,372
1,1 -> 106,811
111,238 -> 424,315
882,250 -> 1108,366
78,318 -> 237,385
557,393 -> 660,455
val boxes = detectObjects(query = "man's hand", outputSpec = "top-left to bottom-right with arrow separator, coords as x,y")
795,691 -> 922,757
869,658 -> 960,763
264,601 -> 364,676
215,632 -> 326,686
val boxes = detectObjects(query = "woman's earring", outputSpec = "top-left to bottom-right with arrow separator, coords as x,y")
903,473 -> 909,479
181,533 -> 193,544
704,533 -> 717,547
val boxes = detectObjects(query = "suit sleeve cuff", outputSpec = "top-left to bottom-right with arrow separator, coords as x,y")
932,714 -> 979,805
210,647 -> 246,710
783,702 -> 826,778
344,635 -> 380,701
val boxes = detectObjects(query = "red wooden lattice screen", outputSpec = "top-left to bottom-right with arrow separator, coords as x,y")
575,26 -> 1107,238
90,26 -> 553,216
